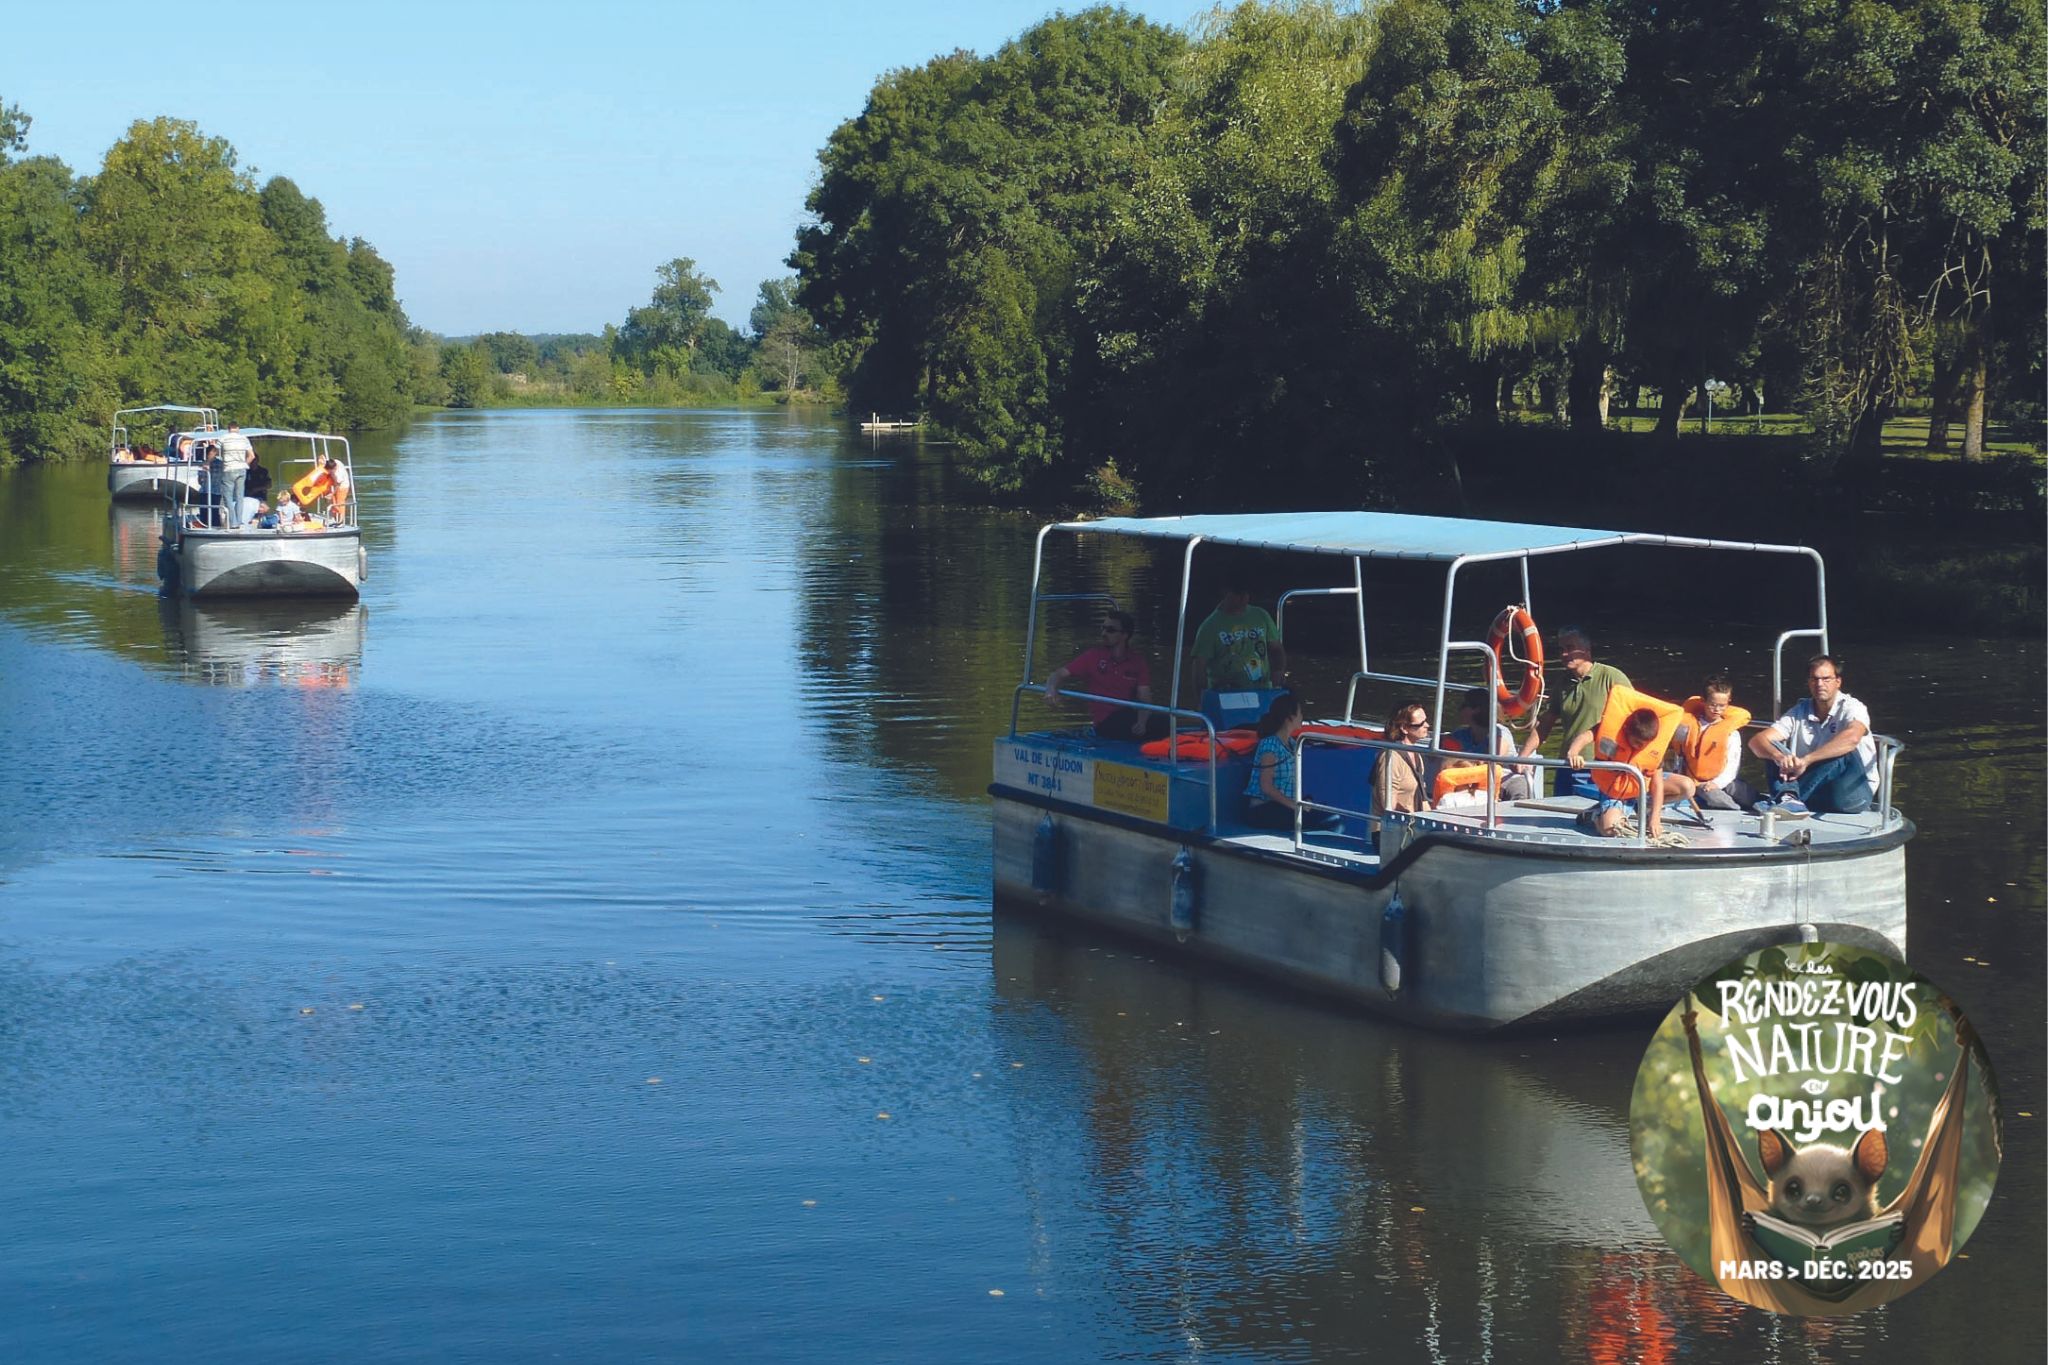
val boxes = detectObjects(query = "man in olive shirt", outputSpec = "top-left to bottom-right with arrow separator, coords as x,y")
1537,626 -> 1630,799
1187,578 -> 1289,695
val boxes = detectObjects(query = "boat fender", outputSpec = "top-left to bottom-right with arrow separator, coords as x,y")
1030,813 -> 1061,900
1380,892 -> 1407,994
1168,848 -> 1198,941
358,544 -> 369,581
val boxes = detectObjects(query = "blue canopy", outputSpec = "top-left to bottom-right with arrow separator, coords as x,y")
1051,511 -> 1801,562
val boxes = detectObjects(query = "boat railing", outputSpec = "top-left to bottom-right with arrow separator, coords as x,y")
1010,684 -> 1226,829
1293,730 -> 1661,849
1340,636 -> 1511,726
1771,628 -> 1827,718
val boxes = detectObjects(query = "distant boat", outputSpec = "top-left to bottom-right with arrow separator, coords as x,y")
858,412 -> 922,433
107,403 -> 220,502
158,428 -> 365,599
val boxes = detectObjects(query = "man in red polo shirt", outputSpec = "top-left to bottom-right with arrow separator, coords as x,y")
1045,610 -> 1168,742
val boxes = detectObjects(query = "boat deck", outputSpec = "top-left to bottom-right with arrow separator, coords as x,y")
1003,727 -> 1897,869
1219,799 -> 1894,873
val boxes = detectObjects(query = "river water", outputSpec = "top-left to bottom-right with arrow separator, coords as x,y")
0,409 -> 2039,1363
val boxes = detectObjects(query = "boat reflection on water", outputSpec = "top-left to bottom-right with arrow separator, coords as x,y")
986,910 -> 1768,1359
109,503 -> 167,585
158,597 -> 365,688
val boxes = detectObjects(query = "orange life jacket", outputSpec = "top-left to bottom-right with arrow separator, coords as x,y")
1590,686 -> 1685,800
1671,695 -> 1752,780
1432,734 -> 1500,801
1139,727 -> 1259,761
292,467 -> 332,505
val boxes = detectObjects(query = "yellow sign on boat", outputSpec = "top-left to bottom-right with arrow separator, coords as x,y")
1094,761 -> 1170,822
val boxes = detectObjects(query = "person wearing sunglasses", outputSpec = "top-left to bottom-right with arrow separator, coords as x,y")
1374,701 -> 1435,820
1045,610 -> 1168,742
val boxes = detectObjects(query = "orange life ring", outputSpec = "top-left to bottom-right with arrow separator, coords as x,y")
1139,727 -> 1259,761
1486,604 -> 1545,718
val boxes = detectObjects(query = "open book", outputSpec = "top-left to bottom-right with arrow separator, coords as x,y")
1746,1210 -> 1906,1297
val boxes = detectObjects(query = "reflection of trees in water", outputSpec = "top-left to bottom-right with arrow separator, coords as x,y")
982,913 -> 1915,1359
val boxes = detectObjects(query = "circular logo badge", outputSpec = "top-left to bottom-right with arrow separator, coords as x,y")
1629,941 -> 2001,1316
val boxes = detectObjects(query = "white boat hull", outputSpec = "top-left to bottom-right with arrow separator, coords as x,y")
164,524 -> 364,599
108,461 -> 204,502
991,790 -> 1909,1033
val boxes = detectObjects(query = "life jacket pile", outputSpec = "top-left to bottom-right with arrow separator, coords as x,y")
1432,733 -> 1500,802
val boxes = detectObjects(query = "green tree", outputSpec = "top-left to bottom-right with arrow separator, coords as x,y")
1082,0 -> 1377,496
0,103 -> 110,465
439,341 -> 493,408
614,257 -> 719,375
795,8 -> 1185,491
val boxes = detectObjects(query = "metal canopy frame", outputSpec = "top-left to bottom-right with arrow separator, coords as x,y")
1027,513 -> 1829,732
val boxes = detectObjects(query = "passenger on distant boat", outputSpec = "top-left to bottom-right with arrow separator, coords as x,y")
1188,574 -> 1287,692
1374,701 -> 1434,820
1244,692 -> 1341,831
1750,655 -> 1877,815
1537,626 -> 1631,800
1044,609 -> 1169,742
1669,673 -> 1760,811
245,450 -> 272,504
324,456 -> 352,524
1442,687 -> 1536,802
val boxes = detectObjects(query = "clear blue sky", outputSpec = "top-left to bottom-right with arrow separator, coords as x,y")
4,0 -> 1219,336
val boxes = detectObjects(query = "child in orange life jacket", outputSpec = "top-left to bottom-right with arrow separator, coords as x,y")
1569,706 -> 1668,837
1666,673 -> 1761,811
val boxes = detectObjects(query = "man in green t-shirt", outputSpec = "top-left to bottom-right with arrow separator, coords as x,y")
1537,626 -> 1630,798
1188,580 -> 1289,695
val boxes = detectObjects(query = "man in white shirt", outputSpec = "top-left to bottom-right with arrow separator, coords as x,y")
1748,654 -> 1879,815
218,423 -> 255,528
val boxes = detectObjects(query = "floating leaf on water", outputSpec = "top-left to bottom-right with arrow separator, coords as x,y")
876,1112 -> 892,1120
801,1199 -> 817,1207
347,1003 -> 364,1010
872,995 -> 886,1002
1011,1062 -> 1024,1069
857,1057 -> 872,1064
971,1072 -> 983,1079
988,1289 -> 1005,1298
298,1007 -> 315,1016
646,1078 -> 662,1085
1410,1205 -> 1426,1213
2018,1111 -> 2034,1118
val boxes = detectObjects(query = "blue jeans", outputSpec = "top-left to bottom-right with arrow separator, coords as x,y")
1553,766 -> 1602,801
1773,751 -> 1872,815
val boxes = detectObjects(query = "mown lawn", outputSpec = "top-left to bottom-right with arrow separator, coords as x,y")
1599,410 -> 2044,459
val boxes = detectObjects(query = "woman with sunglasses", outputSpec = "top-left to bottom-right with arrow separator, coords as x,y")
1375,701 -> 1435,820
